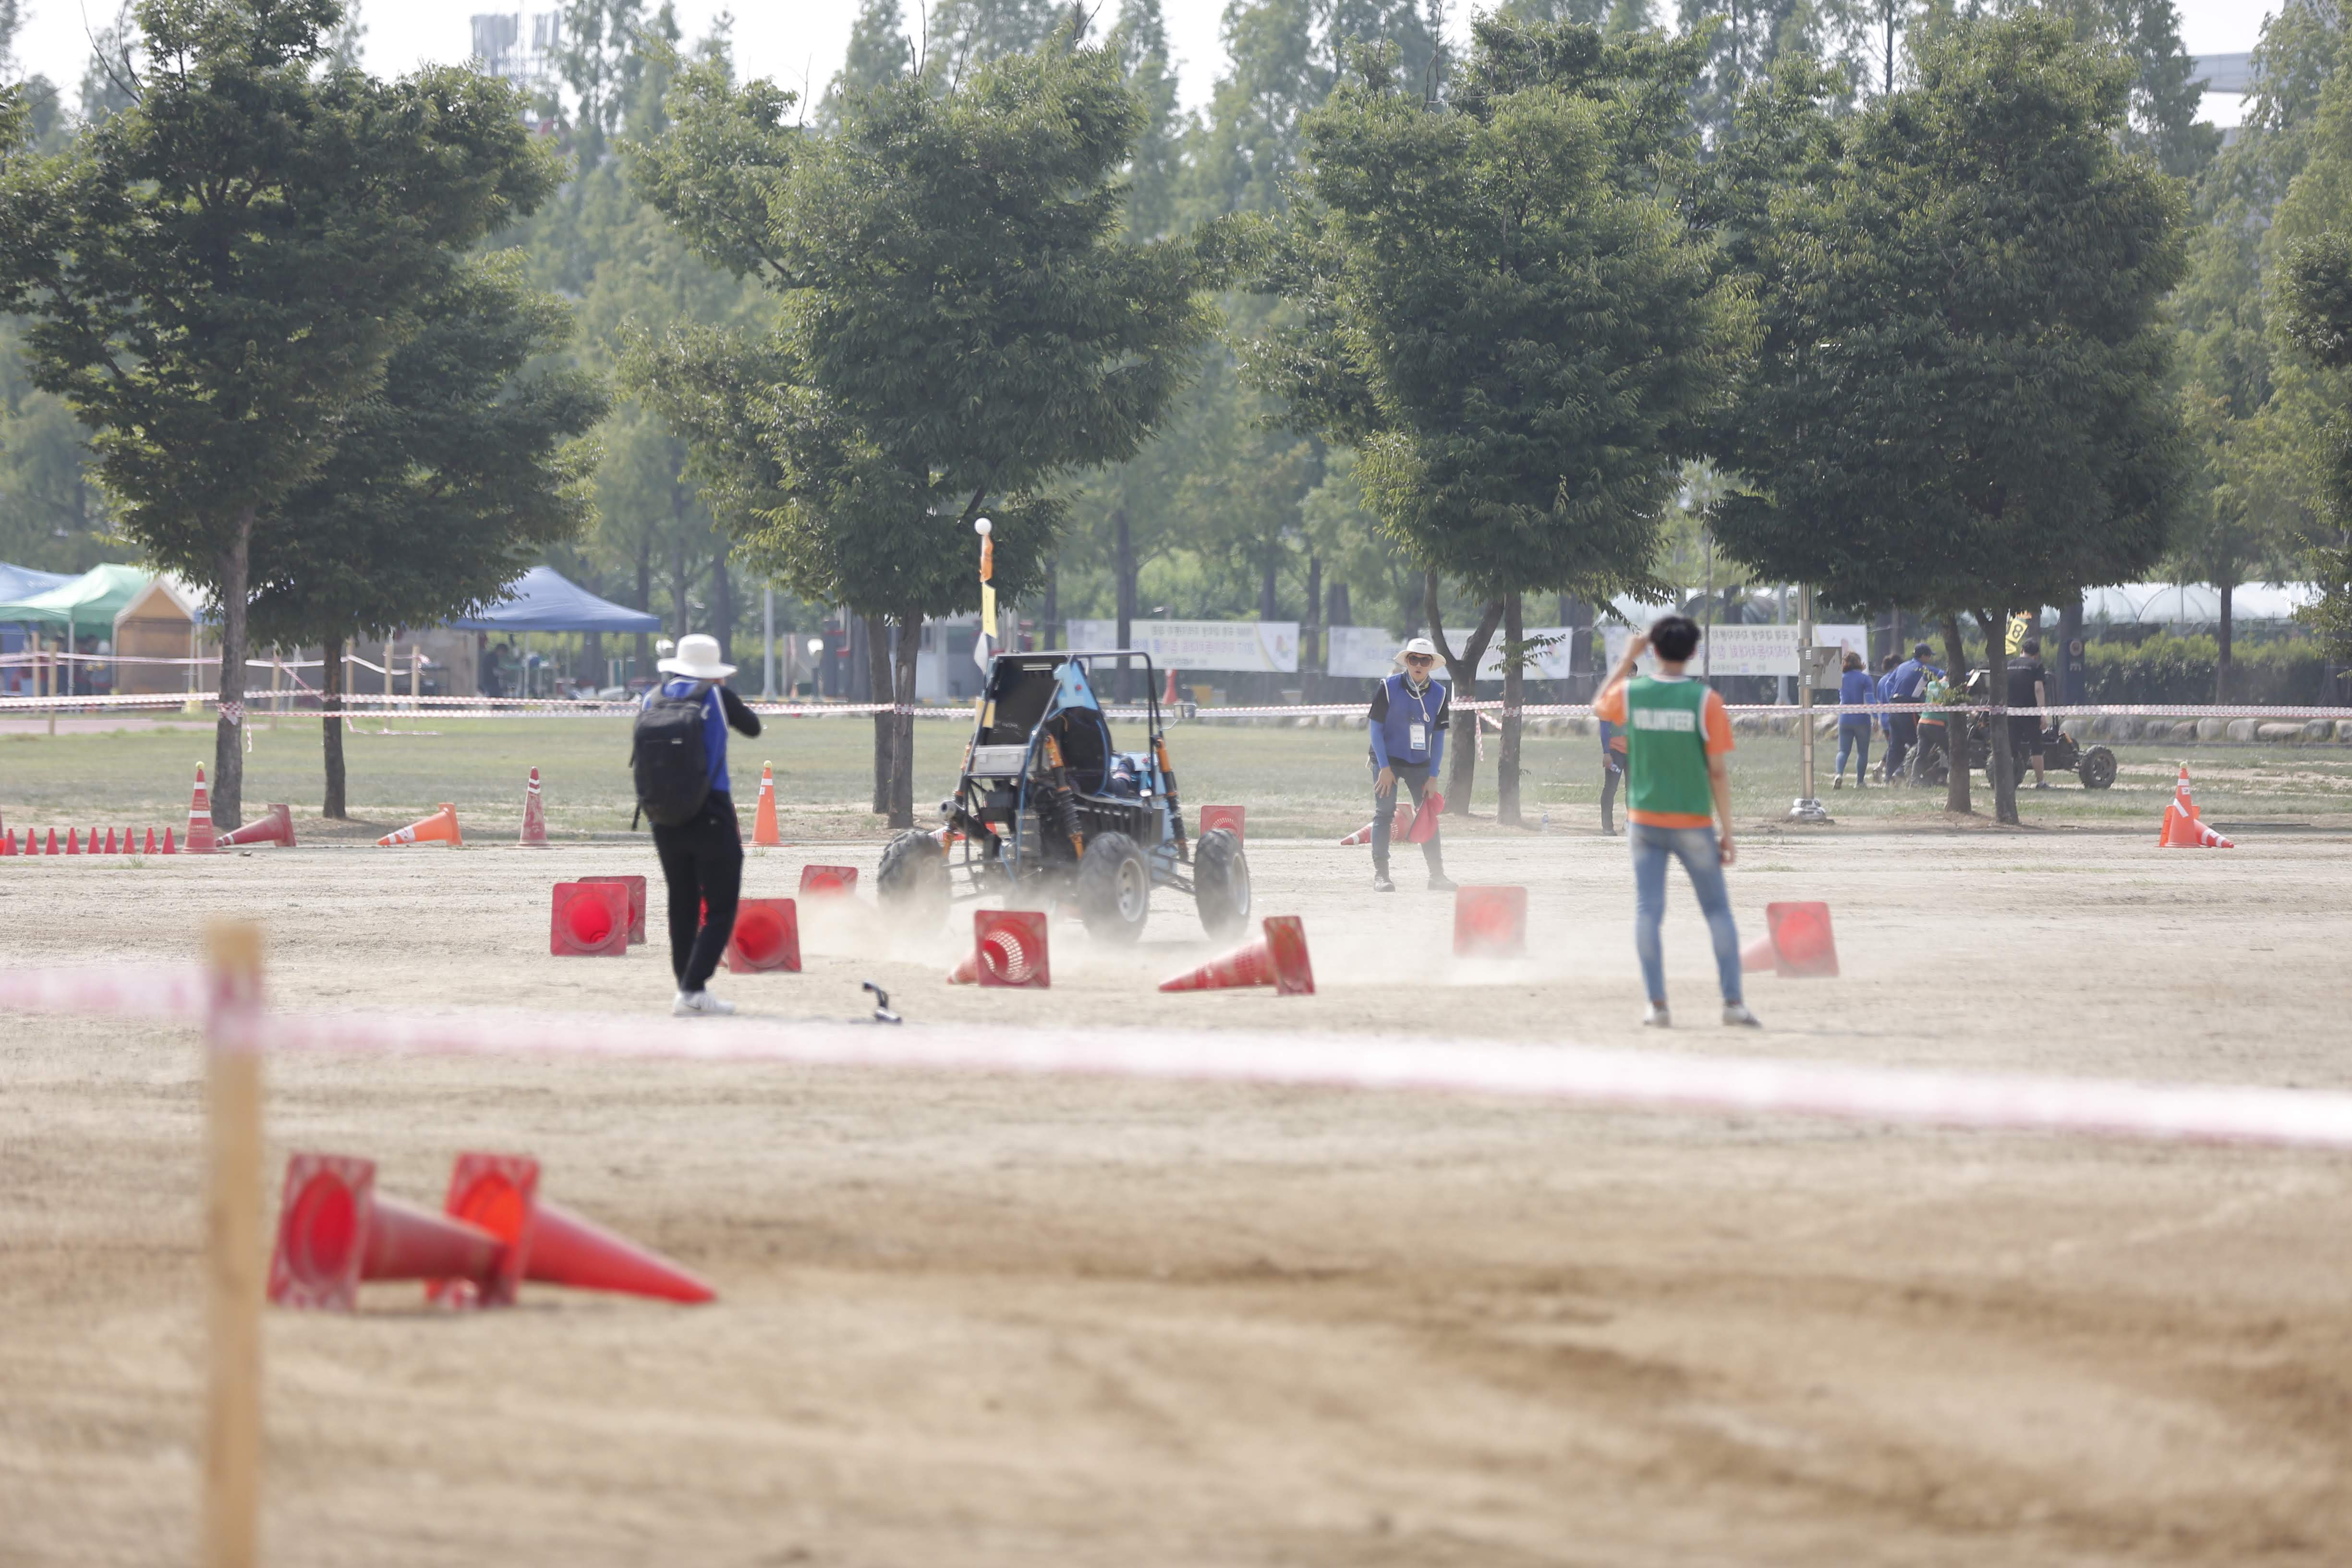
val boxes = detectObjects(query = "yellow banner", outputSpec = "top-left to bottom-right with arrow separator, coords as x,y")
2005,612 -> 2031,656
980,583 -> 996,640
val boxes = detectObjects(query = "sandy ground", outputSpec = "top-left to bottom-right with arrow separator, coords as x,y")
4,827 -> 2352,1567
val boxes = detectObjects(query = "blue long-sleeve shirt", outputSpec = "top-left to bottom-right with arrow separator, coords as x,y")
647,678 -> 762,796
1838,668 -> 1876,728
1368,672 -> 1447,771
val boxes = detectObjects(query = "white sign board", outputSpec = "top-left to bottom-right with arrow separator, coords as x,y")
1325,626 -> 1578,681
1065,620 -> 1299,674
1601,622 -> 1867,680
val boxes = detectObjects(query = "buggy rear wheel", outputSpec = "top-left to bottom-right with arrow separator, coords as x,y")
877,829 -> 949,930
2078,745 -> 2116,790
1193,827 -> 1250,939
1076,831 -> 1149,944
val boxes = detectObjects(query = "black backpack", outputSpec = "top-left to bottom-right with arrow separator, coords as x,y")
631,681 -> 714,828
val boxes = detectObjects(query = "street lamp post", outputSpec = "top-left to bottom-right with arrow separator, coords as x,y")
1789,583 -> 1831,823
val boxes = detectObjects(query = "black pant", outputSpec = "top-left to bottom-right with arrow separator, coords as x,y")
1370,759 -> 1444,875
1885,714 -> 1918,777
652,792 -> 743,992
1600,751 -> 1623,829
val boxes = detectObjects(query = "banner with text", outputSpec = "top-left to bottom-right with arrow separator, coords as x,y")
1325,626 -> 1578,681
1601,622 -> 1867,680
1066,620 -> 1299,674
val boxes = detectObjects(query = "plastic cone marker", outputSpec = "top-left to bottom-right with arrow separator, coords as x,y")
1453,886 -> 1528,959
581,875 -> 648,944
64,827 -> 78,855
0,830 -> 11,857
436,1151 -> 715,1305
43,827 -> 56,855
1742,901 -> 1839,978
520,768 -> 549,848
1161,667 -> 1179,706
377,802 -> 461,848
1406,790 -> 1446,844
183,765 -> 216,854
1159,915 -> 1314,996
550,881 -> 632,957
725,897 -> 801,974
1340,805 -> 1414,847
797,864 -> 859,899
950,908 -> 1049,988
1199,805 -> 1246,842
752,762 -> 782,848
118,826 -> 133,854
101,827 -> 116,854
219,802 -> 295,850
143,827 -> 157,855
267,1153 -> 508,1312
161,827 -> 175,855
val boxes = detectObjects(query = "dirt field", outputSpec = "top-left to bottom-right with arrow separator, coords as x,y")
5,827 -> 2352,1566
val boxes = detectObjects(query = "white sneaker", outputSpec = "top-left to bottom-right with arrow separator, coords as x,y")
1722,1003 -> 1762,1028
672,989 -> 736,1018
1641,1003 -> 1671,1028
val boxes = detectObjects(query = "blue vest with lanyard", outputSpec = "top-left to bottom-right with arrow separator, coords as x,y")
1373,672 -> 1445,768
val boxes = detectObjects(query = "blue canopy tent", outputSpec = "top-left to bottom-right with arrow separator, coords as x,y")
0,563 -> 76,693
450,566 -> 662,698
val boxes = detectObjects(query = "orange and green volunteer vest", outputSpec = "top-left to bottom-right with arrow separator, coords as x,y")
1624,676 -> 1714,820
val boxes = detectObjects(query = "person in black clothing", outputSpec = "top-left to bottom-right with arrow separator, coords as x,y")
646,633 -> 763,1016
2006,637 -> 2049,790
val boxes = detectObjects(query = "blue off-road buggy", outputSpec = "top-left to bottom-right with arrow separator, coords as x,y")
875,651 -> 1251,942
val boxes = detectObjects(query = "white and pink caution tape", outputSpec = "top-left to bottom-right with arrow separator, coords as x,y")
0,965 -> 210,1020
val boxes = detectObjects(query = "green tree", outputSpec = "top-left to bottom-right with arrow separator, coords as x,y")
1249,22 -> 1754,824
631,32 -> 1218,825
0,0 -> 558,826
244,255 -> 607,816
1708,12 -> 2187,823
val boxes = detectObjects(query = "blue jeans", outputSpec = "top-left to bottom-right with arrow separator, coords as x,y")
1835,720 -> 1871,781
1629,821 -> 1743,1006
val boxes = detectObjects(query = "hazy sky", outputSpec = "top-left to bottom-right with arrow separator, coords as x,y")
11,0 -> 2272,125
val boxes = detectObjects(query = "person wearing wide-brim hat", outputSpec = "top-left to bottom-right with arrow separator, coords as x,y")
1365,636 -> 1455,893
642,633 -> 762,1016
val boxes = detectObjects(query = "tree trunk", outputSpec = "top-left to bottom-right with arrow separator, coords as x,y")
1259,548 -> 1278,621
670,527 -> 691,639
1942,613 -> 1971,815
2216,580 -> 2234,703
2058,596 -> 2084,705
1498,591 -> 1525,827
321,636 -> 348,819
711,544 -> 735,663
212,515 -> 252,829
889,609 -> 921,829
1329,580 -> 1350,630
1981,609 -> 2018,826
1423,571 -> 1503,816
1114,506 -> 1136,700
865,613 -> 892,814
633,538 -> 653,680
582,630 -> 602,691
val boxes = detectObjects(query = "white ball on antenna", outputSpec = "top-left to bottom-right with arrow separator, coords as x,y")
974,517 -> 993,536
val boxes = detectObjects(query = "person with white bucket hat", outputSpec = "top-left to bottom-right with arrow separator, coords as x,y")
630,632 -> 763,1016
1364,636 -> 1455,894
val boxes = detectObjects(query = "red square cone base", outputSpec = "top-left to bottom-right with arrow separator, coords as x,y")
551,881 -> 631,956
581,875 -> 647,943
726,897 -> 801,973
1452,886 -> 1527,958
267,1152 -> 507,1312
972,908 -> 1050,987
1763,901 -> 1838,978
1199,805 -> 1245,841
798,864 -> 859,899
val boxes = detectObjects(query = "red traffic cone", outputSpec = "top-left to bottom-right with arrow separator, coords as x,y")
1199,804 -> 1246,841
184,765 -> 216,853
949,908 -> 1049,987
101,826 -> 116,854
1406,789 -> 1446,844
144,826 -> 157,855
64,827 -> 79,855
434,1151 -> 715,1305
752,762 -> 781,848
1741,901 -> 1839,978
797,863 -> 859,899
1340,805 -> 1412,847
581,875 -> 647,943
725,897 -> 801,973
550,881 -> 632,957
377,802 -> 461,847
1159,915 -> 1314,996
0,829 -> 12,857
220,802 -> 294,849
520,767 -> 549,847
1452,886 -> 1527,958
118,826 -> 133,854
267,1153 -> 508,1312
45,827 -> 59,855
160,827 -> 175,855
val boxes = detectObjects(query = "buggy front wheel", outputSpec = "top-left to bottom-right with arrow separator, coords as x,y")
1193,827 -> 1251,939
1076,831 -> 1150,944
876,829 -> 950,930
2078,746 -> 2116,790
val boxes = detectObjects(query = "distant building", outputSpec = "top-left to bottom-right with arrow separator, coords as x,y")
469,12 -> 564,98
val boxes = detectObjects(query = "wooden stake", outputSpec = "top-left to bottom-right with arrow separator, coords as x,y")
203,921 -> 265,1568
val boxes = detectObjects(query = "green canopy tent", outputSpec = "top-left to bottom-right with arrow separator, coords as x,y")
0,564 -> 154,696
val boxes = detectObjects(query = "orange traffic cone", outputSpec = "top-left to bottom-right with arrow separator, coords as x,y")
752,762 -> 781,847
1452,886 -> 1527,958
2157,764 -> 2232,848
377,802 -> 461,848
520,767 -> 549,847
550,882 -> 631,957
1406,789 -> 1446,844
948,909 -> 1049,987
267,1153 -> 508,1312
1159,915 -> 1314,996
220,802 -> 294,849
1199,804 -> 1246,841
1340,805 -> 1413,847
433,1151 -> 715,1307
725,897 -> 802,973
1740,901 -> 1840,978
580,875 -> 647,944
184,765 -> 217,854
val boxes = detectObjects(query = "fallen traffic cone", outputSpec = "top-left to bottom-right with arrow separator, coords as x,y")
377,802 -> 461,848
184,765 -> 216,854
160,827 -> 175,855
520,767 -> 549,847
1339,805 -> 1413,847
1199,804 -> 1246,841
143,827 -> 157,855
752,762 -> 781,847
433,1150 -> 715,1306
1406,790 -> 1446,844
1740,901 -> 1840,978
797,863 -> 858,899
1453,886 -> 1528,958
725,897 -> 801,973
581,875 -> 647,943
1159,914 -> 1314,996
220,802 -> 294,849
550,881 -> 631,957
949,908 -> 1049,987
267,1152 -> 507,1312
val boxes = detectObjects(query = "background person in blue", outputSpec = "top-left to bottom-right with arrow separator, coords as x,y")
1366,636 -> 1456,894
1884,642 -> 1937,778
1834,650 -> 1875,788
645,633 -> 762,1016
